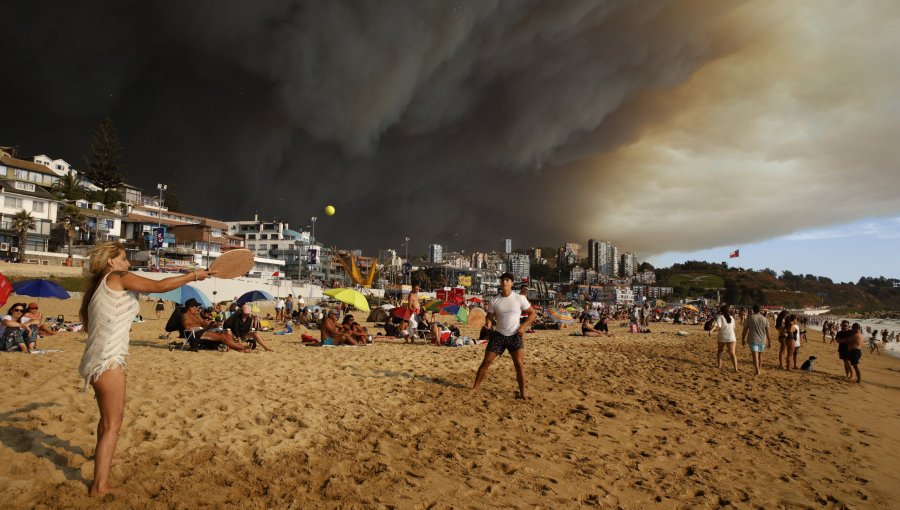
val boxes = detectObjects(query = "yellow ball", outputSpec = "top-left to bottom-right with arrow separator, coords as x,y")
325,205 -> 335,216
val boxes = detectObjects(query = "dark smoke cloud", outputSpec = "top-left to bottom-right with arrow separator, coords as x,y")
2,0 -> 898,258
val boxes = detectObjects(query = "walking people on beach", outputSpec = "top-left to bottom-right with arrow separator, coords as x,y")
472,272 -> 537,399
78,242 -> 214,496
741,304 -> 771,375
709,304 -> 738,372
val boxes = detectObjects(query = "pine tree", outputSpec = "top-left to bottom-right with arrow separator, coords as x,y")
82,116 -> 126,192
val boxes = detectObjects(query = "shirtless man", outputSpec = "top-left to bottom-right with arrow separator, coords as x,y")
181,299 -> 249,352
407,284 -> 422,339
473,273 -> 537,399
320,311 -> 355,345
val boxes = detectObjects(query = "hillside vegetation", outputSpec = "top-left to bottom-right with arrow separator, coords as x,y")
658,261 -> 900,313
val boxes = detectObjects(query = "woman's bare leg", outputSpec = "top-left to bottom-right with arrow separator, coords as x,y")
90,367 -> 126,496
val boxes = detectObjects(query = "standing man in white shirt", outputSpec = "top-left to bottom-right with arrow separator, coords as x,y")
473,272 -> 537,399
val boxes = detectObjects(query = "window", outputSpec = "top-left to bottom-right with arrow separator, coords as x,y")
4,197 -> 22,208
14,168 -> 27,180
0,165 -> 6,176
248,244 -> 256,250
106,219 -> 114,229
13,181 -> 36,192
32,201 -> 44,213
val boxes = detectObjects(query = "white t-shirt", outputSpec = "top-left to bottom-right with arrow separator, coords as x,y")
488,293 -> 531,336
275,299 -> 285,310
715,315 -> 737,343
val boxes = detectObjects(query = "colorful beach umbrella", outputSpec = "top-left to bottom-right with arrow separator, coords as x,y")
424,299 -> 452,312
683,304 -> 700,312
323,288 -> 370,312
12,279 -> 70,300
547,306 -> 575,324
467,296 -> 483,303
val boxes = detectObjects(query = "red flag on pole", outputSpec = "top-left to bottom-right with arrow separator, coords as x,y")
272,271 -> 280,277
0,272 -> 13,306
729,249 -> 740,258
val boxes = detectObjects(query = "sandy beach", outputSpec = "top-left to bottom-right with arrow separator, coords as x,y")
2,296 -> 899,508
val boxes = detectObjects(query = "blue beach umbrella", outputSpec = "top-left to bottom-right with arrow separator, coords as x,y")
236,290 -> 274,305
12,279 -> 70,300
150,284 -> 212,308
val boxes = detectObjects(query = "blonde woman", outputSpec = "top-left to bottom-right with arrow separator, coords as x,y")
78,242 -> 214,496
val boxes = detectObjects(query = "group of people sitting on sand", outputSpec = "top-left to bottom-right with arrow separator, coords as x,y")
2,302 -> 58,353
314,310 -> 371,345
167,298 -> 273,352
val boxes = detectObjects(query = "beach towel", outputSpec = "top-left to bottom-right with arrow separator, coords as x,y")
274,324 -> 293,336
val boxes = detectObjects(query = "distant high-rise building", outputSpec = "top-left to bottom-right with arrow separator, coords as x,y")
428,243 -> 443,263
588,239 -> 619,277
620,252 -> 637,277
504,238 -> 512,254
507,253 -> 530,281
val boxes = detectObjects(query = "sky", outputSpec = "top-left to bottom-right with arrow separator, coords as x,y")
1,1 -> 898,281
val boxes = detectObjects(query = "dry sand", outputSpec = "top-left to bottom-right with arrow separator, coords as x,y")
1,296 -> 899,509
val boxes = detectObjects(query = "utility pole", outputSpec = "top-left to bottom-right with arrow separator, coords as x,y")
155,183 -> 166,269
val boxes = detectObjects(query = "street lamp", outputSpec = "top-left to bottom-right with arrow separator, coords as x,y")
155,183 -> 166,269
310,216 -> 317,244
404,236 -> 410,285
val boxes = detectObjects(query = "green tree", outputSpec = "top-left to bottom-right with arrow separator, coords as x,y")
11,210 -> 36,257
56,205 -> 86,258
82,116 -> 126,192
164,184 -> 181,212
50,171 -> 86,201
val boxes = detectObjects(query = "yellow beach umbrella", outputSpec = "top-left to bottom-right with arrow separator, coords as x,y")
323,288 -> 370,312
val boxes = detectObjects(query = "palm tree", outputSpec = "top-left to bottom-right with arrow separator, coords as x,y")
56,204 -> 86,258
11,210 -> 36,259
50,170 -> 85,202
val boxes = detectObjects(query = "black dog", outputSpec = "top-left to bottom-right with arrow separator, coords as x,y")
800,355 -> 817,372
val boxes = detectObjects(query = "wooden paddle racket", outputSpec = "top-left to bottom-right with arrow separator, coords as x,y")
208,249 -> 254,279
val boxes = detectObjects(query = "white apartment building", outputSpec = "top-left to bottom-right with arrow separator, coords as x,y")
596,285 -> 635,306
0,179 -> 60,254
33,154 -> 75,177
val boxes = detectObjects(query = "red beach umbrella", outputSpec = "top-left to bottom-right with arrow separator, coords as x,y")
390,306 -> 415,321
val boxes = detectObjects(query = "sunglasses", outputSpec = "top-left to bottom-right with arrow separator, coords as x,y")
11,308 -> 24,312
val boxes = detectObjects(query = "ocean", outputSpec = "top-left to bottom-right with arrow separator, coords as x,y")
806,316 -> 900,358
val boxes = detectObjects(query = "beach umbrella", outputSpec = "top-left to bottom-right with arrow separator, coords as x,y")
323,288 -> 370,312
150,284 -> 211,308
0,273 -> 13,306
424,299 -> 452,312
390,306 -> 415,321
547,306 -> 575,324
683,304 -> 700,312
12,279 -> 70,300
467,296 -> 483,304
236,290 -> 274,305
565,306 -> 577,312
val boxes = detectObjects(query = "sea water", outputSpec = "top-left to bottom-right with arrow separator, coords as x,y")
807,316 -> 900,358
